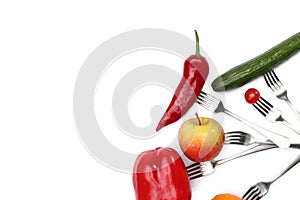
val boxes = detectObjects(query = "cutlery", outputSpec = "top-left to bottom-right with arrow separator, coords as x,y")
197,91 -> 290,148
264,69 -> 300,120
225,131 -> 300,149
187,143 -> 277,180
245,88 -> 300,135
242,153 -> 300,200
225,131 -> 270,146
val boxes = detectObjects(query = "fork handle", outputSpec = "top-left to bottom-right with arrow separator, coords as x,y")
280,120 -> 300,135
216,143 -> 277,165
224,109 -> 291,148
269,153 -> 300,184
286,98 -> 300,121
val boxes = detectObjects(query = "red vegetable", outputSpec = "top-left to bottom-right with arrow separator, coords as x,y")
156,30 -> 209,131
133,147 -> 191,200
245,88 -> 260,104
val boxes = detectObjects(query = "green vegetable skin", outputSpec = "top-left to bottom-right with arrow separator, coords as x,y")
212,32 -> 300,91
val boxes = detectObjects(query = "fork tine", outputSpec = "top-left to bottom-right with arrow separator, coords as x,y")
200,91 -> 208,96
196,98 -> 211,110
199,92 -> 214,103
259,97 -> 273,109
268,70 -> 281,89
225,131 -> 246,136
253,103 -> 268,116
270,69 -> 283,86
242,185 -> 259,200
189,172 -> 204,180
186,162 -> 200,170
225,140 -> 243,145
253,195 -> 262,200
225,136 -> 246,143
263,72 -> 273,89
224,138 -> 244,145
256,100 -> 270,113
186,163 -> 204,180
254,97 -> 273,116
197,94 -> 214,110
200,91 -> 215,101
225,132 -> 246,140
197,94 -> 213,104
187,168 -> 203,177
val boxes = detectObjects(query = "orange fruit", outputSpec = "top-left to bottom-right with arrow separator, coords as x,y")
212,193 -> 241,200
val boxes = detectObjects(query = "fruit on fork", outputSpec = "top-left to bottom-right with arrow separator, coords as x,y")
245,88 -> 300,134
178,114 -> 225,162
244,88 -> 260,104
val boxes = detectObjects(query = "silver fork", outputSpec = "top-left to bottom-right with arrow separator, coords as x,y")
197,92 -> 290,148
225,131 -> 300,149
264,69 -> 300,119
225,131 -> 269,146
242,153 -> 300,200
251,95 -> 300,134
186,143 -> 277,180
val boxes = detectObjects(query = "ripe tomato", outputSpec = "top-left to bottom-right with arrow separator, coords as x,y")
245,88 -> 260,104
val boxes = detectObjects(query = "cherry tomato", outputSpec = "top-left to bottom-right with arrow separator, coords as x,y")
245,88 -> 260,104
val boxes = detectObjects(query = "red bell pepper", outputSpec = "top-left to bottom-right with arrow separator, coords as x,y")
133,147 -> 191,200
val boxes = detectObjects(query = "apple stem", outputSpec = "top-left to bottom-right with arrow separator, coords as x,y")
195,113 -> 201,126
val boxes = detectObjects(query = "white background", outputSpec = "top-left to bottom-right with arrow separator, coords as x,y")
1,0 -> 300,199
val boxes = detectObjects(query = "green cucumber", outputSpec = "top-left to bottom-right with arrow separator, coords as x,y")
212,32 -> 300,91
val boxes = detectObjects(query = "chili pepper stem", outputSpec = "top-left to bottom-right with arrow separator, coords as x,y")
194,30 -> 202,57
195,113 -> 201,126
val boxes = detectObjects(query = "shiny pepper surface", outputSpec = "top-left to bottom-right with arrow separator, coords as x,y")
156,31 -> 209,131
133,147 -> 191,200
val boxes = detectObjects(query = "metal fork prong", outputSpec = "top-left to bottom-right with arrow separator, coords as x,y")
225,136 -> 245,143
270,69 -> 283,87
200,91 -> 208,96
243,186 -> 260,200
225,138 -> 244,144
254,98 -> 273,115
266,71 -> 278,88
186,163 -> 205,180
263,73 -> 273,89
189,172 -> 204,180
200,91 -> 216,101
256,100 -> 270,114
225,131 -> 246,137
186,162 -> 201,171
253,103 -> 268,116
225,141 -> 243,145
259,97 -> 273,109
187,168 -> 203,177
225,133 -> 246,141
268,70 -> 281,90
187,167 -> 201,175
196,98 -> 211,110
198,92 -> 214,104
264,72 -> 277,92
197,95 -> 213,105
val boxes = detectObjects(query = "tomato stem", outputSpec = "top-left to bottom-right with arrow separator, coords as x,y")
194,30 -> 201,57
195,113 -> 201,126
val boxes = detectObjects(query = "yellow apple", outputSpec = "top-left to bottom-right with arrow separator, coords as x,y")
178,116 -> 224,162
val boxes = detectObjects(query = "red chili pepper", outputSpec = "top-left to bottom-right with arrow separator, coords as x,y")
133,147 -> 191,200
156,30 -> 209,131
